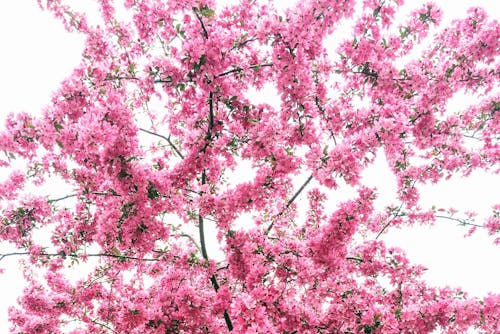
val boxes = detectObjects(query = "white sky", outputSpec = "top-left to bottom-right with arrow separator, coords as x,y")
0,0 -> 499,332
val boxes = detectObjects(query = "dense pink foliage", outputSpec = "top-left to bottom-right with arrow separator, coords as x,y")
1,0 -> 499,332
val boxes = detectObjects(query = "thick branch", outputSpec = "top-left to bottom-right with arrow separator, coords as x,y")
198,171 -> 234,331
208,91 -> 214,132
199,173 -> 209,262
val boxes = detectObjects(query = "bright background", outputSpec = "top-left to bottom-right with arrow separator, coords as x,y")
0,0 -> 499,331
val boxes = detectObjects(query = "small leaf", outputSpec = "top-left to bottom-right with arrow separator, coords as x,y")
492,101 -> 500,112
177,82 -> 186,91
445,66 -> 455,79
199,6 -> 215,18
53,122 -> 63,132
147,181 -> 160,200
108,188 -> 119,196
128,63 -> 135,74
199,54 -> 207,66
399,26 -> 410,40
352,37 -> 358,48
118,170 -> 132,179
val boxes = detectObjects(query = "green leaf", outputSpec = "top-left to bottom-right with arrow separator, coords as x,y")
199,6 -> 215,18
118,170 -> 132,179
147,181 -> 160,200
128,63 -> 135,74
175,23 -> 185,38
177,82 -> 186,91
492,101 -> 500,112
188,252 -> 200,266
193,54 -> 207,71
53,122 -> 63,132
199,54 -> 207,66
352,37 -> 358,48
399,26 -> 410,40
395,309 -> 402,320
445,66 -> 455,79
108,188 -> 119,196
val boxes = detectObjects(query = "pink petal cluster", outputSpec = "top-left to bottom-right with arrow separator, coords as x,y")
1,0 -> 499,332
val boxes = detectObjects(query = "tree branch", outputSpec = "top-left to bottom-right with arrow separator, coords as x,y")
48,191 -> 122,203
197,170 -> 234,331
139,127 -> 184,159
48,193 -> 78,203
217,63 -> 273,78
193,8 -> 209,40
199,173 -> 209,262
266,173 -> 314,235
0,251 -> 162,262
435,214 -> 484,228
376,202 -> 405,239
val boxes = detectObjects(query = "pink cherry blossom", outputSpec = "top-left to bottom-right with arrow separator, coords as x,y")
1,0 -> 499,332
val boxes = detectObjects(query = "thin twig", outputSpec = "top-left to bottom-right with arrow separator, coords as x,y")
92,319 -> 119,334
217,63 -> 273,78
180,233 -> 202,252
376,202 -> 405,239
48,193 -> 78,203
265,174 -> 314,235
0,251 -> 162,262
48,191 -> 121,203
193,8 -> 209,39
139,128 -> 184,159
435,215 -> 484,228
